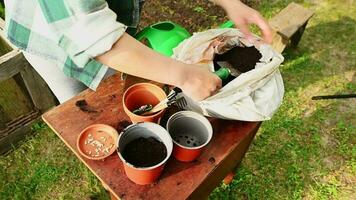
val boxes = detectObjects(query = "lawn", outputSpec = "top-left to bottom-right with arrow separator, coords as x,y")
1,0 -> 355,199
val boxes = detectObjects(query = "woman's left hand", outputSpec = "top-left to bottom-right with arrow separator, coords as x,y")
215,0 -> 273,44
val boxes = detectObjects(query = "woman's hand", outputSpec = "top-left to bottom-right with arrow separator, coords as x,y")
177,64 -> 222,101
215,0 -> 273,44
97,33 -> 221,102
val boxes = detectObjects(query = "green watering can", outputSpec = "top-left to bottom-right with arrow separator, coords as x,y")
135,21 -> 233,80
135,21 -> 191,57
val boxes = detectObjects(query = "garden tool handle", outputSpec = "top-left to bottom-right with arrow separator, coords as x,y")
214,67 -> 230,80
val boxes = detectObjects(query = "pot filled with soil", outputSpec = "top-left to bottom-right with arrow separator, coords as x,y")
123,83 -> 167,123
117,122 -> 173,185
166,111 -> 213,162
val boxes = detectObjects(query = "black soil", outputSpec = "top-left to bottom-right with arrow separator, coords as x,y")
122,137 -> 167,168
75,99 -> 98,113
214,46 -> 262,73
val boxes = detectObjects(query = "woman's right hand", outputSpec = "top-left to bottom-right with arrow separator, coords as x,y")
177,64 -> 222,101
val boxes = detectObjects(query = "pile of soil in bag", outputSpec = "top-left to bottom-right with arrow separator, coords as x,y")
214,46 -> 262,85
122,137 -> 167,167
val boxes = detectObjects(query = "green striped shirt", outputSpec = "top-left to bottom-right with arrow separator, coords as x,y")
4,0 -> 143,90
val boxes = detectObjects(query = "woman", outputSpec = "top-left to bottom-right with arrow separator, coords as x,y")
4,0 -> 272,103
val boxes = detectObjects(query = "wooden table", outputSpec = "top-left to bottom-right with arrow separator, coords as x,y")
42,74 -> 260,200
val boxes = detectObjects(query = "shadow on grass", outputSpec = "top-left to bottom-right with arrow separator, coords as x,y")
210,91 -> 354,200
281,16 -> 355,94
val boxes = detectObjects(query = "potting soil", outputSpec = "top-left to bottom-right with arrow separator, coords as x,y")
122,137 -> 167,167
214,46 -> 262,73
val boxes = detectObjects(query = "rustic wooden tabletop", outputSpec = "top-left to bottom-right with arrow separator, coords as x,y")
42,73 -> 260,200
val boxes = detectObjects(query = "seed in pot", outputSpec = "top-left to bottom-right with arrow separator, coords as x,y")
88,151 -> 92,155
87,137 -> 94,143
100,136 -> 107,142
103,148 -> 110,154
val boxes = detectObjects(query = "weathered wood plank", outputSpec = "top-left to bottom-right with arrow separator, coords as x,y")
270,29 -> 289,54
0,50 -> 25,81
0,116 -> 41,155
0,104 -> 9,129
270,2 -> 314,39
269,2 -> 314,53
20,63 -> 57,112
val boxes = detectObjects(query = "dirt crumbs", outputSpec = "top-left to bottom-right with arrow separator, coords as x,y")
214,46 -> 262,73
75,99 -> 98,113
122,137 -> 167,167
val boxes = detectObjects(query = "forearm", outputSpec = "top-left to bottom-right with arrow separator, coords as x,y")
96,33 -> 187,87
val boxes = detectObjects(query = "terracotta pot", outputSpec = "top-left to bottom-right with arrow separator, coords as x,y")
123,83 -> 167,123
77,124 -> 118,160
117,122 -> 173,185
166,111 -> 213,162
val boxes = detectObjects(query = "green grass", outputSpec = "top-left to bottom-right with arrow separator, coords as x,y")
0,3 -> 4,19
1,0 -> 355,199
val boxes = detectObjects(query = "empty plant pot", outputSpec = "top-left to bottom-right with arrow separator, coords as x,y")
166,111 -> 213,162
123,83 -> 167,123
117,122 -> 173,185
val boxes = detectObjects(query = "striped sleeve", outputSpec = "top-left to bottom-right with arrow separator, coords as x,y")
37,0 -> 127,68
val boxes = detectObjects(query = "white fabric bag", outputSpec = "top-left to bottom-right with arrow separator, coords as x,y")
172,28 -> 285,121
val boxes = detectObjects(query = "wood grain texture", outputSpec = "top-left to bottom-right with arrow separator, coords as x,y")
270,2 -> 314,39
0,50 -> 24,81
43,74 -> 260,200
269,2 -> 314,53
0,115 -> 40,154
20,63 -> 57,112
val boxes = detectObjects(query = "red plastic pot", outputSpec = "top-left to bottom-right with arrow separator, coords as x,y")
166,111 -> 213,162
117,122 -> 173,185
123,83 -> 167,123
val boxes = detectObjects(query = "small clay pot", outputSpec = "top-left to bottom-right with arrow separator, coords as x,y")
117,122 -> 173,185
123,83 -> 167,123
166,111 -> 213,162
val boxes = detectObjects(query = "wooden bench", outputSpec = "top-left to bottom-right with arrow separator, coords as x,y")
0,18 -> 57,154
270,2 -> 314,52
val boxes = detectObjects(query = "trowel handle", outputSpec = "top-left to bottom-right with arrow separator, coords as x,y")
214,68 -> 230,80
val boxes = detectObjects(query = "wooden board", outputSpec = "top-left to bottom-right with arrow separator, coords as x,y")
43,74 -> 261,200
269,2 -> 314,53
270,2 -> 314,39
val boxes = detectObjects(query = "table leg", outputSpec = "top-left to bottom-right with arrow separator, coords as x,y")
188,122 -> 261,199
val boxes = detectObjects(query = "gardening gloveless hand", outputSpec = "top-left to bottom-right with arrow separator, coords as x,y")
214,0 -> 273,44
96,34 -> 222,101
